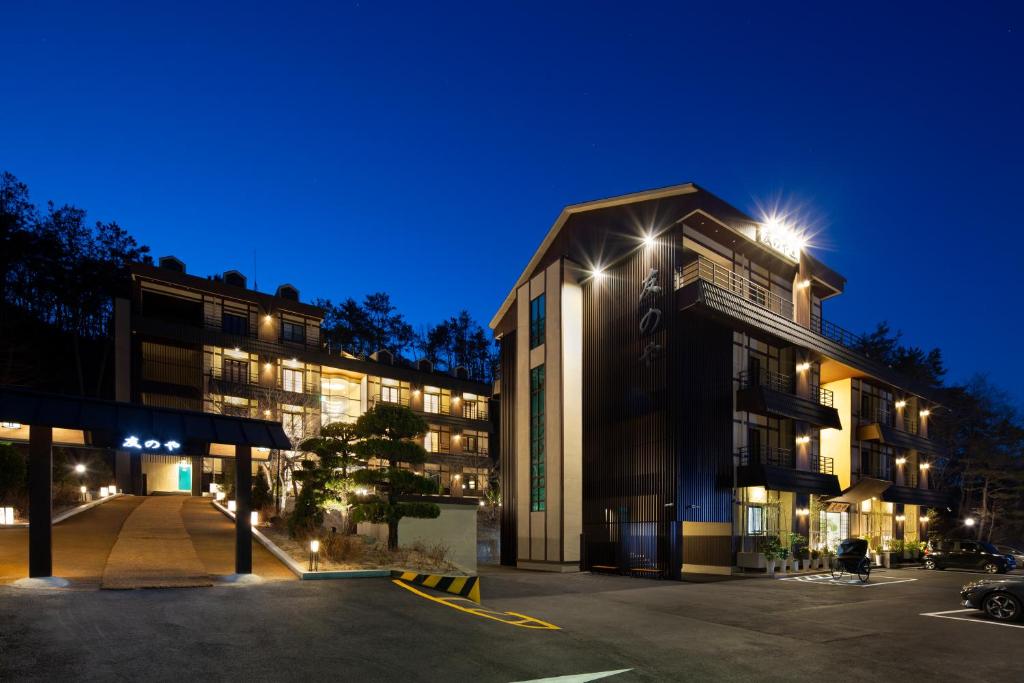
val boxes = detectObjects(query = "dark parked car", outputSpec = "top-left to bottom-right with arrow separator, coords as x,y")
924,539 -> 1015,574
961,578 -> 1024,621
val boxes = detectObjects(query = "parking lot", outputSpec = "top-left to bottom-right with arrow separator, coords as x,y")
2,556 -> 1020,682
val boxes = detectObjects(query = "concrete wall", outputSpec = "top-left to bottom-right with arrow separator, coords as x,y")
358,503 -> 478,572
141,455 -> 189,493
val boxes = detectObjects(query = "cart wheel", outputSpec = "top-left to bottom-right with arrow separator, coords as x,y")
857,558 -> 871,583
830,557 -> 842,580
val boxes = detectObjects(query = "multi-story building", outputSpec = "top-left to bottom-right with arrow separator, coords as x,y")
491,183 -> 947,577
113,257 -> 494,498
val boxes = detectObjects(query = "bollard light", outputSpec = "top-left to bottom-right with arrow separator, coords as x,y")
100,487 -> 109,497
0,507 -> 14,524
309,539 -> 320,571
250,510 -> 259,526
215,491 -> 226,502
228,500 -> 237,513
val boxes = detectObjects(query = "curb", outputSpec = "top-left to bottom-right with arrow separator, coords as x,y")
210,500 -> 390,580
2,493 -> 124,529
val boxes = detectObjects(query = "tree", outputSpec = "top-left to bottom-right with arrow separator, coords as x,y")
289,422 -> 365,537
350,405 -> 440,549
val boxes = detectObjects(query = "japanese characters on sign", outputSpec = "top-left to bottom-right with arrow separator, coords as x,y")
639,267 -> 663,366
121,436 -> 181,453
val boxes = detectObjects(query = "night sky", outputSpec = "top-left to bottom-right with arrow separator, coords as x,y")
2,2 -> 1021,403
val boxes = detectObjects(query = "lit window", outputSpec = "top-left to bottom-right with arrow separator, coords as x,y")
424,392 -> 440,413
381,385 -> 399,403
747,506 -> 764,535
282,368 -> 303,393
425,430 -> 439,453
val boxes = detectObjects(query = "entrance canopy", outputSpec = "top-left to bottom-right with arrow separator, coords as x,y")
0,386 -> 290,455
0,384 -> 287,579
827,477 -> 891,505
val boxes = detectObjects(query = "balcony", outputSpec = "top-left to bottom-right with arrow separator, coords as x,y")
736,445 -> 841,497
674,256 -> 940,403
736,369 -> 842,430
857,407 -> 936,454
676,258 -> 793,319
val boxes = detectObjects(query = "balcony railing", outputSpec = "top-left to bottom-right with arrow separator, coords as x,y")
812,454 -> 834,475
809,314 -> 865,351
738,445 -> 795,469
676,257 -> 794,319
901,414 -> 919,435
739,369 -> 793,394
741,369 -> 835,409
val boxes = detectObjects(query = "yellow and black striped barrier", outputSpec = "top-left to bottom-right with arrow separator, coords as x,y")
391,571 -> 481,604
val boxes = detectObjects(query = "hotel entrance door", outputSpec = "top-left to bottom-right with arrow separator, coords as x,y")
177,461 -> 192,492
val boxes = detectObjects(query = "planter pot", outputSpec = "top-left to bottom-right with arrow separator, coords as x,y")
765,559 -> 776,576
883,552 -> 891,569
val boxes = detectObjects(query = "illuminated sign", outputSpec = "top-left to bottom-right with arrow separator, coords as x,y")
638,267 -> 663,366
757,222 -> 802,262
122,436 -> 181,453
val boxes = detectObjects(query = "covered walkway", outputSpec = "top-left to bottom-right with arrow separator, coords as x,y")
0,496 -> 294,586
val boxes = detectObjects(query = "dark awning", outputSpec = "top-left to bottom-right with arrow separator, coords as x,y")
737,463 -> 842,497
856,423 -> 939,455
881,486 -> 952,508
0,386 -> 291,450
736,386 -> 842,430
828,477 -> 891,505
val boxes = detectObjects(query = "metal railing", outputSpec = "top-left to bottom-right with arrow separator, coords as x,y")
461,403 -> 489,421
809,314 -> 865,351
676,257 -> 794,319
813,454 -> 834,475
866,406 -> 893,426
738,445 -> 795,469
739,369 -> 793,394
815,384 -> 834,408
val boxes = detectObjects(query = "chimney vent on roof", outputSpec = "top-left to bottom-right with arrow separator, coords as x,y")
276,284 -> 299,301
223,270 -> 247,288
453,366 -> 469,380
416,359 -> 433,373
158,256 -> 185,273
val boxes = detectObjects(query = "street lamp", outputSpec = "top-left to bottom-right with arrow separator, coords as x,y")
74,463 -> 86,474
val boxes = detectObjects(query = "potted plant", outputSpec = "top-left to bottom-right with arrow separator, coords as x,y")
870,541 -> 883,568
778,546 -> 789,575
810,548 -> 821,570
787,532 -> 807,571
762,537 -> 780,577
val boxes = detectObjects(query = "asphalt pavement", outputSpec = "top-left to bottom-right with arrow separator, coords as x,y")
1,559 -> 1020,682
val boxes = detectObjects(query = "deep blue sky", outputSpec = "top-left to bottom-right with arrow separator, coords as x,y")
2,2 -> 1022,403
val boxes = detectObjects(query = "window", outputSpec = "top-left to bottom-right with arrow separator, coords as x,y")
223,358 -> 249,384
282,367 -> 303,393
425,429 -> 440,453
381,385 -> 399,403
747,506 -> 764,535
222,312 -> 248,336
281,320 -> 305,344
529,294 -> 545,349
463,431 -> 488,455
960,541 -> 978,554
424,392 -> 440,413
530,365 -> 545,511
282,411 -> 305,442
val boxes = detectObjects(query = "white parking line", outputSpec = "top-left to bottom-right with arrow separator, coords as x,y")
780,573 -> 918,588
920,608 -> 1024,630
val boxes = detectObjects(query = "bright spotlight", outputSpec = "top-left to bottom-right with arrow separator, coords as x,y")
74,464 -> 86,474
591,266 -> 606,281
642,233 -> 655,248
964,517 -> 976,527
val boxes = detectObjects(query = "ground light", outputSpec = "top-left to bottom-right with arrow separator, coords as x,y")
74,463 -> 86,474
79,485 -> 87,502
227,500 -> 237,513
250,511 -> 259,527
309,539 -> 320,571
0,507 -> 14,524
